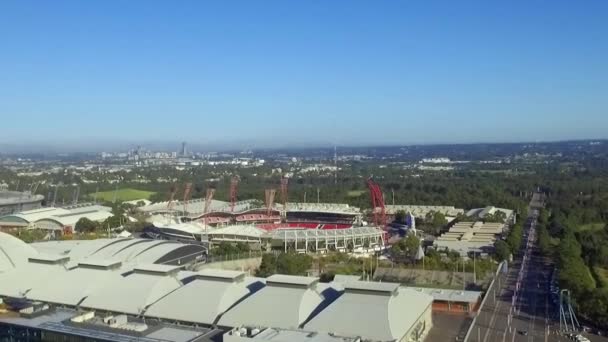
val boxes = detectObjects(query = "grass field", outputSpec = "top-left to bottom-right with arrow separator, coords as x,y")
347,190 -> 366,197
594,267 -> 608,288
92,188 -> 156,202
577,223 -> 605,232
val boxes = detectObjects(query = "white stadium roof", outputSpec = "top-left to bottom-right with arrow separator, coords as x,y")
145,269 -> 260,325
304,281 -> 433,341
0,233 -> 432,342
80,264 -> 184,315
218,274 -> 325,329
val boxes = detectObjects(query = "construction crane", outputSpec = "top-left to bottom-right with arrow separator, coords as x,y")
367,177 -> 386,227
182,182 -> 193,215
166,184 -> 178,211
229,176 -> 239,212
265,189 -> 277,217
203,188 -> 216,231
280,176 -> 289,209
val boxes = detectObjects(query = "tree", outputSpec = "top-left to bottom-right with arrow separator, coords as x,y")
74,217 -> 98,233
494,240 -> 510,261
391,234 -> 420,262
255,253 -> 313,277
394,210 -> 407,224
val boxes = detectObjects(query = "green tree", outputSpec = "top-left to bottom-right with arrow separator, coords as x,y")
74,217 -> 98,233
391,234 -> 421,262
494,239 -> 510,261
394,210 -> 407,224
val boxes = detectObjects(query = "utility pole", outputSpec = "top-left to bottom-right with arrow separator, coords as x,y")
304,191 -> 307,203
334,146 -> 337,185
391,189 -> 395,206
317,187 -> 320,204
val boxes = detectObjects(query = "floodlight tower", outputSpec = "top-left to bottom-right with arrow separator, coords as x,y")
182,182 -> 193,215
265,189 -> 277,217
229,176 -> 239,212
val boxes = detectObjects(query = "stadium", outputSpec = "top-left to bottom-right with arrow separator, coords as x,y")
139,196 -> 382,254
0,231 -> 433,342
0,190 -> 44,217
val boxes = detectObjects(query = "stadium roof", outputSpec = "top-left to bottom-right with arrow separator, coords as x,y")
80,264 -> 183,315
466,206 -> 514,220
0,232 -> 38,272
304,282 -> 433,341
30,238 -> 206,268
269,226 -> 383,241
207,225 -> 268,240
384,204 -> 464,217
218,275 -> 326,329
0,191 -> 44,206
0,205 -> 114,230
145,269 -> 260,325
282,203 -> 361,215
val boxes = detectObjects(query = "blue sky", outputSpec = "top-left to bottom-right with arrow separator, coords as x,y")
1,1 -> 607,149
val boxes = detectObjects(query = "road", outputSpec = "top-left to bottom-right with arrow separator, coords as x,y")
468,200 -> 608,342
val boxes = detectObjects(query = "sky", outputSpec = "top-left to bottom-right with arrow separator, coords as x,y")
0,1 -> 607,151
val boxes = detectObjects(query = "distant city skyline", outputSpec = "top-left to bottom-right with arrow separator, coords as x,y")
1,1 -> 607,147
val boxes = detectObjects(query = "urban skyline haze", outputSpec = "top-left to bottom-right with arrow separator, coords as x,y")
1,0 -> 607,150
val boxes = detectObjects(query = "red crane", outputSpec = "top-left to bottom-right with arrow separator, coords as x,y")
229,176 -> 239,212
265,189 -> 277,217
203,188 -> 216,229
280,176 -> 289,209
367,177 -> 386,227
182,182 -> 193,214
166,183 -> 178,212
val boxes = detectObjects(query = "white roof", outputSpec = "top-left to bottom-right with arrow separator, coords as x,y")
0,205 -> 113,227
146,269 -> 259,324
405,287 -> 482,303
218,275 -> 325,329
80,264 -> 183,315
304,282 -> 433,341
30,238 -> 201,268
0,260 -> 67,298
0,232 -> 38,272
25,261 -> 123,306
207,225 -> 267,239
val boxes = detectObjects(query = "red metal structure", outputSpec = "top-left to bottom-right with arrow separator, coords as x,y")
280,176 -> 289,208
367,177 -> 386,227
182,182 -> 193,214
166,184 -> 178,211
265,189 -> 277,217
203,188 -> 216,227
229,176 -> 239,212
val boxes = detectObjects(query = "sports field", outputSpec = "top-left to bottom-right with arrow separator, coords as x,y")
92,188 -> 156,202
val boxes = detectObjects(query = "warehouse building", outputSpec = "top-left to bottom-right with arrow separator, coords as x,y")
434,221 -> 504,256
0,232 -> 433,342
0,204 -> 114,233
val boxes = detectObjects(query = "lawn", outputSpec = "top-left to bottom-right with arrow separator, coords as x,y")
92,188 -> 156,202
577,223 -> 605,232
594,267 -> 608,288
347,190 -> 366,197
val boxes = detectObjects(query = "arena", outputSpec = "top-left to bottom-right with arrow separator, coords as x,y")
0,190 -> 44,216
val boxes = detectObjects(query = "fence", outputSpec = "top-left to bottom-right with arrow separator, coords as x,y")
463,260 -> 506,341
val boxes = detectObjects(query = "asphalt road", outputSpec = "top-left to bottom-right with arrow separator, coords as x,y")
468,206 -> 608,342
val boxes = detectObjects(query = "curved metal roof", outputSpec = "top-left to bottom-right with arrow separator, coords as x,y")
145,269 -> 258,325
218,275 -> 325,329
0,232 -> 38,272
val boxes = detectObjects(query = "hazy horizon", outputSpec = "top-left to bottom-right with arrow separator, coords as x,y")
1,1 -> 607,147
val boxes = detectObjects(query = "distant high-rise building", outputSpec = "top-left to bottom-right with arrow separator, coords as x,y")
181,142 -> 187,156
